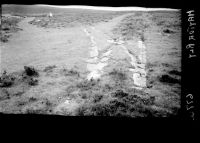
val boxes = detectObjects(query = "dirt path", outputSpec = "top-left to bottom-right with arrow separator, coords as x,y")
55,13 -> 148,114
81,13 -> 147,88
1,13 -> 147,89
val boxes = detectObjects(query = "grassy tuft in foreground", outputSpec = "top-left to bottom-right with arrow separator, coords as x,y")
74,89 -> 169,117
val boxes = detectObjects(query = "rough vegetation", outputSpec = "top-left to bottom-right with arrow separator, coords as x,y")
0,66 -> 179,117
112,12 -> 151,41
0,66 -> 39,101
28,11 -> 128,28
1,15 -> 23,42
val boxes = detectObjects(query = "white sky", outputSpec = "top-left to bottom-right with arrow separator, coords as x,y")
37,5 -> 179,11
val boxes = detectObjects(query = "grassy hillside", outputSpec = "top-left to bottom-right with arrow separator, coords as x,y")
0,6 -> 181,117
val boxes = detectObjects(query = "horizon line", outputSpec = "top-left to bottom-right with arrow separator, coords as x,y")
12,4 -> 180,11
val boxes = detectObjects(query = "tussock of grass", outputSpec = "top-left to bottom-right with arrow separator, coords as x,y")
16,100 -> 28,107
65,69 -> 80,77
43,65 -> 57,72
0,66 -> 39,105
111,89 -> 128,98
29,97 -> 38,102
0,71 -> 15,87
24,66 -> 39,77
0,35 -> 9,42
0,89 -> 10,101
92,94 -> 103,103
22,66 -> 39,86
163,29 -> 175,34
60,68 -> 80,77
76,79 -> 100,91
108,69 -> 127,81
27,78 -> 38,86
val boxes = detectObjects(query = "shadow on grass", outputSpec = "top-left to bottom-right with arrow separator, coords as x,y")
159,74 -> 180,85
168,70 -> 181,76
